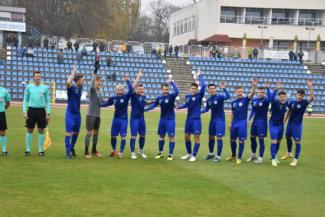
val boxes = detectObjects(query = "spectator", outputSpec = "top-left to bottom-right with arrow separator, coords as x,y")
81,46 -> 88,57
92,42 -> 98,52
298,49 -> 304,64
13,36 -> 18,48
107,72 -> 116,82
126,44 -> 132,53
293,50 -> 298,61
157,47 -> 162,58
151,48 -> 157,58
106,56 -> 112,67
57,49 -> 64,64
74,41 -> 80,52
288,50 -> 295,61
174,45 -> 179,58
67,41 -> 73,51
76,52 -> 83,64
169,45 -> 173,57
253,48 -> 258,59
307,104 -> 313,116
43,37 -> 49,50
99,42 -> 105,52
164,44 -> 168,58
94,51 -> 100,70
50,41 -> 56,49
28,36 -> 33,48
22,47 -> 27,57
210,46 -> 217,58
27,47 -> 34,57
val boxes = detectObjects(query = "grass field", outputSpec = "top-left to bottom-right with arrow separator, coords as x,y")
0,105 -> 324,217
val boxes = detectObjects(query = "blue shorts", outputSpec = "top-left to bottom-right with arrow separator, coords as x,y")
209,119 -> 225,137
269,122 -> 284,140
130,117 -> 146,136
185,118 -> 201,135
250,120 -> 268,137
111,118 -> 128,137
285,122 -> 303,141
158,118 -> 175,137
230,120 -> 247,141
65,111 -> 81,133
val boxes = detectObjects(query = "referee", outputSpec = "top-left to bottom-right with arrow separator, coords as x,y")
23,71 -> 51,156
0,84 -> 11,156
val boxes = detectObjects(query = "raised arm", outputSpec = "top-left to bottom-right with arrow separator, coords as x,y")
133,70 -> 143,89
101,97 -> 114,107
248,78 -> 258,99
67,65 -> 77,88
199,74 -> 206,98
307,79 -> 315,103
144,98 -> 159,112
123,75 -> 133,96
220,81 -> 230,100
171,80 -> 179,97
177,102 -> 187,109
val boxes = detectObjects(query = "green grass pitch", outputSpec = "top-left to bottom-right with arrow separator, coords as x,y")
0,105 -> 324,217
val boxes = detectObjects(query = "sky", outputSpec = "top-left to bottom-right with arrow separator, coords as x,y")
141,0 -> 194,14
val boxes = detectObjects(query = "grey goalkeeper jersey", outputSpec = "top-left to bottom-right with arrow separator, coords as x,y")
86,75 -> 103,117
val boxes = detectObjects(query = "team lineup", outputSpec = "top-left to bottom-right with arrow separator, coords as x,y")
0,65 -> 315,167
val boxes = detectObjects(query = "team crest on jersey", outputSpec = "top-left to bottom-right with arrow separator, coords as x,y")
139,97 -> 143,101
259,102 -> 263,106
192,97 -> 196,101
75,89 -> 79,94
239,102 -> 243,107
297,104 -> 301,109
165,99 -> 169,103
213,100 -> 217,105
120,99 -> 124,103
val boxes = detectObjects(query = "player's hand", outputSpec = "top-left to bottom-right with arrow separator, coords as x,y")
24,113 -> 28,120
275,81 -> 283,90
138,70 -> 144,77
307,79 -> 313,87
252,78 -> 258,87
72,64 -> 77,74
196,68 -> 201,76
123,75 -> 129,81
220,80 -> 226,89
265,81 -> 270,88
167,74 -> 173,83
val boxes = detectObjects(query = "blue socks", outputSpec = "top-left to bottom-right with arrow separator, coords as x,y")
250,137 -> 257,154
208,139 -> 215,153
230,141 -> 237,157
65,135 -> 71,156
271,143 -> 277,159
139,137 -> 145,150
258,138 -> 265,158
217,139 -> 223,157
286,137 -> 293,153
120,139 -> 126,153
169,142 -> 175,155
111,137 -> 117,151
185,141 -> 192,154
193,143 -> 200,157
295,143 -> 301,159
71,134 -> 78,149
238,142 -> 244,159
130,138 -> 136,152
158,140 -> 165,152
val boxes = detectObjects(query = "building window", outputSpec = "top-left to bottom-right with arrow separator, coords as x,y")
173,15 -> 195,36
245,8 -> 266,24
298,10 -> 318,26
220,7 -> 240,23
272,9 -> 294,25
273,40 -> 289,49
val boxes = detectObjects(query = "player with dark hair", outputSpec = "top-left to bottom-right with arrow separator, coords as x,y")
281,80 -> 314,166
201,81 -> 230,162
64,66 -> 85,159
177,69 -> 206,162
23,71 -> 51,156
227,79 -> 257,164
145,75 -> 179,160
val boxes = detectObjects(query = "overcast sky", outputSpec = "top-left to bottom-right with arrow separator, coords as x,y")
141,0 -> 194,14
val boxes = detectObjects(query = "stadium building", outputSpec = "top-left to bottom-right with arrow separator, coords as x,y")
169,0 -> 325,50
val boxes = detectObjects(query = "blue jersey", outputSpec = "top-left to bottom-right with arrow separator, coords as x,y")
101,81 -> 132,119
178,75 -> 206,119
250,95 -> 270,122
131,93 -> 147,119
269,89 -> 289,125
67,85 -> 82,114
288,99 -> 309,125
145,81 -> 179,120
201,88 -> 230,121
231,96 -> 251,121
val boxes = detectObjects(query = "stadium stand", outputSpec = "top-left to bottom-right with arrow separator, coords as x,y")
2,47 -> 168,101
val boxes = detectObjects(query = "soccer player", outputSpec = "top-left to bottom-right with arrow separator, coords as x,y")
145,76 -> 179,160
23,71 -> 51,156
0,85 -> 11,156
281,79 -> 314,166
268,81 -> 290,167
84,67 -> 103,159
65,66 -> 85,159
129,70 -> 148,159
246,82 -> 271,164
201,81 -> 230,162
227,79 -> 257,164
101,75 -> 132,159
177,69 -> 206,162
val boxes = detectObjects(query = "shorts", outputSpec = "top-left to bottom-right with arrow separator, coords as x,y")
185,118 -> 201,135
230,120 -> 247,141
111,118 -> 128,137
158,118 -> 175,137
65,111 -> 81,133
250,120 -> 268,137
208,119 -> 225,137
285,122 -> 303,141
269,122 -> 284,140
0,112 -> 7,131
130,117 -> 146,137
86,115 -> 101,131
26,107 -> 47,129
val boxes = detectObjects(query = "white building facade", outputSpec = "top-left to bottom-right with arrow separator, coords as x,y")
169,0 -> 325,50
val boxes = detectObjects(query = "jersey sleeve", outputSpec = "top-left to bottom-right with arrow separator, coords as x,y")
101,96 -> 114,107
199,75 -> 206,98
144,97 -> 159,112
221,88 -> 230,100
4,90 -> 11,102
171,81 -> 179,98
44,86 -> 51,114
201,100 -> 210,113
23,85 -> 30,113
